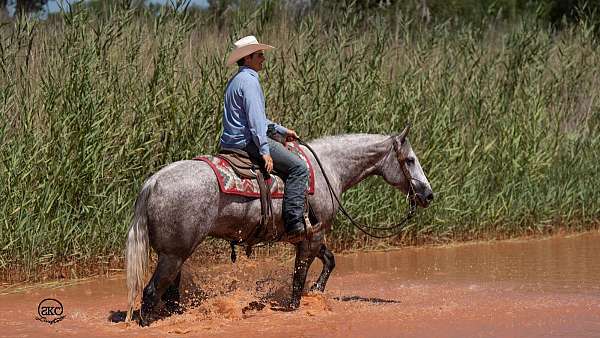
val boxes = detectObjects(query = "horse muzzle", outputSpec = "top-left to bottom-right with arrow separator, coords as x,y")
414,189 -> 434,208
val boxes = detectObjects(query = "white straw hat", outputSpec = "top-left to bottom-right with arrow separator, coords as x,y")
226,35 -> 274,66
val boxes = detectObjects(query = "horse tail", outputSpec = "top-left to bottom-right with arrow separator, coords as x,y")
125,176 -> 156,322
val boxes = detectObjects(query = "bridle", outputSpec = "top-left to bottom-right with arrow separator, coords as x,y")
298,136 -> 420,239
393,137 -> 419,205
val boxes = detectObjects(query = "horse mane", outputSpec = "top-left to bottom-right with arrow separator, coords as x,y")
308,133 -> 392,147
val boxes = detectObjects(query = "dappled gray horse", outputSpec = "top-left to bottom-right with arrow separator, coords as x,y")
125,125 -> 433,325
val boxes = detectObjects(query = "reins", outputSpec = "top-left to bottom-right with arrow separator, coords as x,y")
297,137 -> 418,239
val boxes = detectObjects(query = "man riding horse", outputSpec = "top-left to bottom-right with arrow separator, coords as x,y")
125,35 -> 434,326
220,35 -> 308,239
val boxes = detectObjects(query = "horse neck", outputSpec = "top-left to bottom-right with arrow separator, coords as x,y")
311,134 -> 392,193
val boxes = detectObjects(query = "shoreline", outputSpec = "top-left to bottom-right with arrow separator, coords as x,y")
2,226 -> 598,288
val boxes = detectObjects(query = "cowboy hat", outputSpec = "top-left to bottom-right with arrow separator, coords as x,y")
226,35 -> 274,66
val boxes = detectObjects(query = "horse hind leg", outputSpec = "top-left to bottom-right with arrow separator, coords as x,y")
161,271 -> 183,314
140,253 -> 183,326
310,244 -> 335,292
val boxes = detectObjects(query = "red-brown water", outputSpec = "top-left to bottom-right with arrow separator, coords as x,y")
1,231 -> 599,338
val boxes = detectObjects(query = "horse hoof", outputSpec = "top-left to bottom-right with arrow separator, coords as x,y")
138,317 -> 150,327
138,308 -> 155,327
310,283 -> 324,293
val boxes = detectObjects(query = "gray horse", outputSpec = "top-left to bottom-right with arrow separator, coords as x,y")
125,125 -> 433,325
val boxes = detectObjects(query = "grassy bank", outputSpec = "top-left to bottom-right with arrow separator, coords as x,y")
1,3 -> 599,280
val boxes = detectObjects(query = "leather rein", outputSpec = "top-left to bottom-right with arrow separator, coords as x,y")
298,137 -> 420,239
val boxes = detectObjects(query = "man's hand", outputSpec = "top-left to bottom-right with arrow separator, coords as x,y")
286,129 -> 299,142
262,154 -> 273,173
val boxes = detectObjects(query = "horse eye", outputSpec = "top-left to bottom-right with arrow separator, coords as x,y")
405,157 -> 415,165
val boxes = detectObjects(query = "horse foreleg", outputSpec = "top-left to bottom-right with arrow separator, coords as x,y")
290,240 -> 319,309
310,244 -> 335,292
140,254 -> 183,326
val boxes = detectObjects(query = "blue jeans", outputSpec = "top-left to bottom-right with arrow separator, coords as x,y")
245,139 -> 309,231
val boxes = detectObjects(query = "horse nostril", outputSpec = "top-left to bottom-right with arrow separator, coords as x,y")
426,191 -> 434,202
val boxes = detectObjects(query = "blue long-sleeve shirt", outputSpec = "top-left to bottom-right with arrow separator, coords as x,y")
219,67 -> 288,156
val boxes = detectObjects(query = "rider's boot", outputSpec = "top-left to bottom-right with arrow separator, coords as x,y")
285,221 -> 305,243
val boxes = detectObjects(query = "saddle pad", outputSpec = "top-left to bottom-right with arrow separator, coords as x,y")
194,142 -> 315,198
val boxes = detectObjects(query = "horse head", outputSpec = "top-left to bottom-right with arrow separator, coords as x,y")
380,124 -> 434,208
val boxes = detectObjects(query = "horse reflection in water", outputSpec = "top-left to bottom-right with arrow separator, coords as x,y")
125,124 -> 433,326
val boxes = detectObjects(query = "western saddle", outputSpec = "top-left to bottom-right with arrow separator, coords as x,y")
217,146 -> 320,260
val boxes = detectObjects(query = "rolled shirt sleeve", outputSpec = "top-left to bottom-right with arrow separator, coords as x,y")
266,118 -> 288,136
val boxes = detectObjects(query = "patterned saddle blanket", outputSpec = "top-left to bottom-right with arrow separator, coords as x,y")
194,142 -> 315,198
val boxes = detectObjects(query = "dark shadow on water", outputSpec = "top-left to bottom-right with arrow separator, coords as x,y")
255,294 -> 402,313
333,295 -> 401,304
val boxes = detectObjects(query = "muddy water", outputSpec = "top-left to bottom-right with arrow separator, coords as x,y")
1,232 -> 599,338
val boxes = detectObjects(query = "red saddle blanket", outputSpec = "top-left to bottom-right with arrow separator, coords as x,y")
194,142 -> 315,198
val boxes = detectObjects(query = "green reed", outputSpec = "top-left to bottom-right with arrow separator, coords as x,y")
0,4 -> 598,277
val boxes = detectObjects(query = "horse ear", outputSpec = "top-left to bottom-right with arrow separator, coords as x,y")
397,123 -> 411,144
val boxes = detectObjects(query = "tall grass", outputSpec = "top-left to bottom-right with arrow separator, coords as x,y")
0,3 -> 598,278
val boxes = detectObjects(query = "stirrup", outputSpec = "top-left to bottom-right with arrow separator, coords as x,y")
282,229 -> 306,244
282,220 -> 307,244
282,221 -> 322,244
283,197 -> 321,243
304,212 -> 323,240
